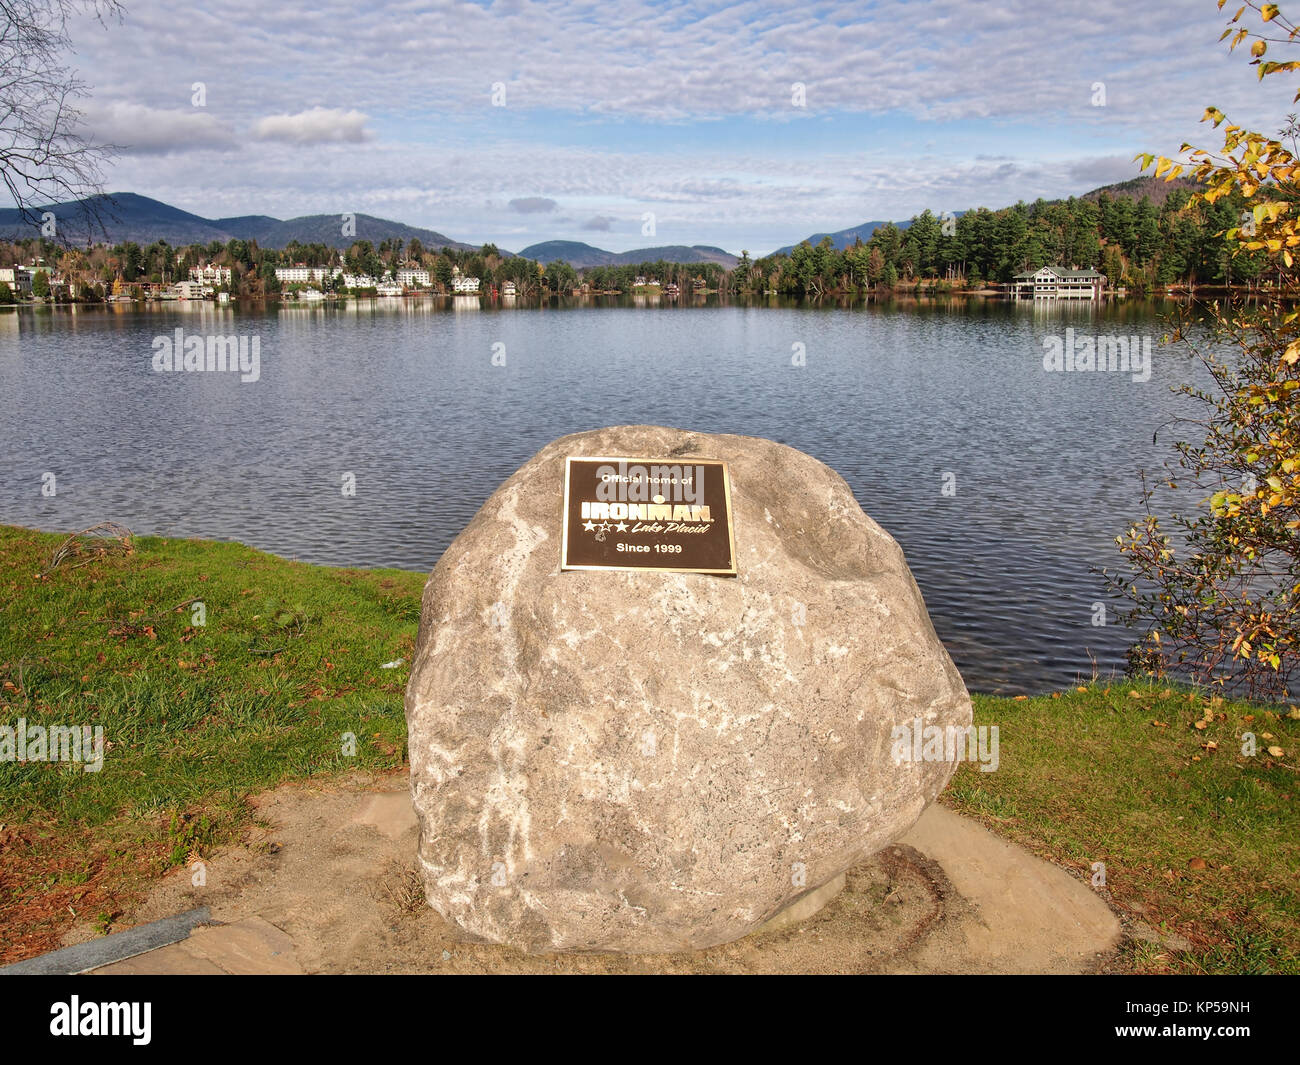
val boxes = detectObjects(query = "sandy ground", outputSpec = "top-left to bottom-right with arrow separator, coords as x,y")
68,771 -> 1121,975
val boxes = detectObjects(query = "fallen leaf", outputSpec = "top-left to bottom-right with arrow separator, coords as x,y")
1188,857 -> 1207,870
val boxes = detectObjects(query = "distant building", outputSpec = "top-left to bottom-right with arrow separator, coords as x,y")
501,280 -> 517,296
2,261 -> 60,296
189,264 -> 232,287
396,268 -> 430,287
341,273 -> 378,289
1011,267 -> 1105,300
0,267 -> 29,295
275,265 -> 336,284
452,275 -> 480,293
173,280 -> 205,299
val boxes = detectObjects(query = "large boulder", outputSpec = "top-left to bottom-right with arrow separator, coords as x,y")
405,425 -> 971,953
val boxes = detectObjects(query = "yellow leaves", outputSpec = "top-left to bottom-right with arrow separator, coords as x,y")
1268,745 -> 1286,756
1255,200 -> 1291,224
1259,60 -> 1291,78
1252,39 -> 1268,57
1262,3 -> 1280,20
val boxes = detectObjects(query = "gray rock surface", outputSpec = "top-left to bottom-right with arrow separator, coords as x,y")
405,425 -> 972,952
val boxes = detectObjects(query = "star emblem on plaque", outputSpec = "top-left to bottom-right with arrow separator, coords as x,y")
561,456 -> 737,575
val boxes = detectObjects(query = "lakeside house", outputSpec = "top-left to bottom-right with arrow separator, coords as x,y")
1011,266 -> 1106,300
1,260 -> 61,296
502,280 -> 517,296
396,267 -> 430,287
275,265 -> 338,284
189,264 -> 232,288
341,272 -> 378,289
452,274 -> 481,293
0,266 -> 29,295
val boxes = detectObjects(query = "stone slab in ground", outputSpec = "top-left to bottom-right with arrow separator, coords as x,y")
63,775 -> 1119,975
92,917 -> 302,976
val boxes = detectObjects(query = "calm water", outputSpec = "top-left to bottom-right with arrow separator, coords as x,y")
0,296 -> 1199,694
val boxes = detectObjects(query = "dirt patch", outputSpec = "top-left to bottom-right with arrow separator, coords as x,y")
69,772 -> 1121,974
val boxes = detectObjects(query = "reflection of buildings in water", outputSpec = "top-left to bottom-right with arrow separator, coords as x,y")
1018,298 -> 1099,322
0,309 -> 18,339
332,297 -> 439,317
452,294 -> 481,311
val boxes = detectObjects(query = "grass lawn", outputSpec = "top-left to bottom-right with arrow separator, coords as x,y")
0,523 -> 1296,971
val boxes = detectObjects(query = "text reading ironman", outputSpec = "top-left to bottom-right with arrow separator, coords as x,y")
561,457 -> 736,575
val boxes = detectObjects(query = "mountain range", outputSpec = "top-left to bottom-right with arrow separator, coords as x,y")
0,193 -> 477,253
516,240 -> 738,269
772,219 -> 914,257
0,177 -> 1185,265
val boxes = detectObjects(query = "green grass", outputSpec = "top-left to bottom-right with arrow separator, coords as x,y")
1,523 -> 1296,971
949,686 -> 1299,974
0,524 -> 422,960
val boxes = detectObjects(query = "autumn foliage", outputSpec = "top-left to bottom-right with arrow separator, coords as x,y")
1119,1 -> 1300,698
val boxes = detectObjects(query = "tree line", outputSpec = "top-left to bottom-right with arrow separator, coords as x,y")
736,184 -> 1268,298
0,180 -> 1269,302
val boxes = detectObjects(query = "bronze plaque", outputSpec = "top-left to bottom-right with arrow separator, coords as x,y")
560,456 -> 737,575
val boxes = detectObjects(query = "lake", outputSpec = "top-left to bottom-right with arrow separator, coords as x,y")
0,295 -> 1198,694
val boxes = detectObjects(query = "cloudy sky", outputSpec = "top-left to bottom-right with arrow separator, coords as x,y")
57,0 -> 1300,254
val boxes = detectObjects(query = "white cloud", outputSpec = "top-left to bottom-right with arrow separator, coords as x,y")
253,107 -> 373,145
82,101 -> 238,154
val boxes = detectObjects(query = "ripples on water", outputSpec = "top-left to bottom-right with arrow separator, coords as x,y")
0,296 -> 1203,694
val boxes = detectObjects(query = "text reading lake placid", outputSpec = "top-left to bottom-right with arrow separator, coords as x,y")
561,456 -> 737,575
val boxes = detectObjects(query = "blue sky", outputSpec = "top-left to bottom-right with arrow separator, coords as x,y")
58,0 -> 1300,255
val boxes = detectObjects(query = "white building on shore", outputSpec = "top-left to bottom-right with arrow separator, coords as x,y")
1011,266 -> 1106,300
275,265 -> 338,284
396,267 -> 430,287
189,264 -> 232,287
